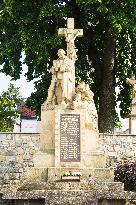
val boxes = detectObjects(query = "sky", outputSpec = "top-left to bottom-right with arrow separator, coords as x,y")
0,52 -> 35,98
0,64 -> 35,98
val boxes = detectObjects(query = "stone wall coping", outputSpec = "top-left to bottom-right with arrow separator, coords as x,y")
2,190 -> 135,200
0,132 -> 40,134
0,132 -> 136,137
99,133 -> 136,136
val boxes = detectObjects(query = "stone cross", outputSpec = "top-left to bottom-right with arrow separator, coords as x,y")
126,78 -> 136,99
58,18 -> 83,61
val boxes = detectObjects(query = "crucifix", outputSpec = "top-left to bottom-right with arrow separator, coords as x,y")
58,18 -> 83,61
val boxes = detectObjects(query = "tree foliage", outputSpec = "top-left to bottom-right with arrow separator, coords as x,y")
0,83 -> 21,132
0,0 -> 136,132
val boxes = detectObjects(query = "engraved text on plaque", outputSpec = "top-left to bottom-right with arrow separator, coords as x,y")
60,114 -> 80,162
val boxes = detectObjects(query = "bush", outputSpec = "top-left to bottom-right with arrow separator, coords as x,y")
114,160 -> 136,191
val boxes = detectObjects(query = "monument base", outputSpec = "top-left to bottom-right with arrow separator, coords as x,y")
22,166 -> 114,184
2,181 -> 128,205
40,105 -> 101,169
32,150 -> 106,169
46,167 -> 114,182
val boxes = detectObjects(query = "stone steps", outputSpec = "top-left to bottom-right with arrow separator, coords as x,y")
17,181 -> 124,192
24,167 -> 115,183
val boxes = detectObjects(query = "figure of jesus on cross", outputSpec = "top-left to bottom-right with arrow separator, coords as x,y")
58,18 -> 83,62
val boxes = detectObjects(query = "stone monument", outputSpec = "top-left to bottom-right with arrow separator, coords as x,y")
40,18 -> 105,172
126,78 -> 136,134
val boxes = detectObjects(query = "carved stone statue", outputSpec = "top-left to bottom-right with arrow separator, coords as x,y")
126,78 -> 136,99
51,49 -> 74,105
43,49 -> 75,109
72,82 -> 98,130
43,75 -> 56,110
133,84 -> 136,99
73,82 -> 94,103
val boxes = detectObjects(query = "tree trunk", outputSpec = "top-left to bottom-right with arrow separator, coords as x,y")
98,34 -> 116,133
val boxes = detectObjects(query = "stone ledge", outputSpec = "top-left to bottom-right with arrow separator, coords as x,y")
2,181 -> 124,193
47,167 -> 114,182
2,189 -> 135,201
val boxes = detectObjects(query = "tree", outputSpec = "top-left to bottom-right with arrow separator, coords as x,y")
0,0 -> 136,132
0,83 -> 21,132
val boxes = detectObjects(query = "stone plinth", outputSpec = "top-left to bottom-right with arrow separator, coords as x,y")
130,100 -> 136,116
40,109 -> 55,167
129,100 -> 136,134
47,167 -> 114,182
40,105 -> 103,169
40,109 -> 55,151
130,119 -> 136,134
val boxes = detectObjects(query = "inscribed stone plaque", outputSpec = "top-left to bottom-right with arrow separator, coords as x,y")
60,114 -> 80,162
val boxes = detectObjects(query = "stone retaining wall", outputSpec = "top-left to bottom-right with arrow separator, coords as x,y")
99,134 -> 136,166
0,133 -> 40,187
0,133 -> 136,186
